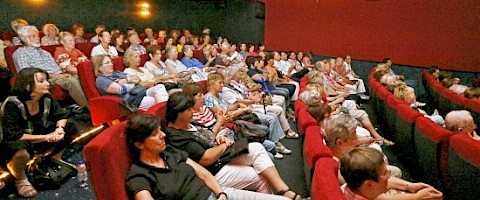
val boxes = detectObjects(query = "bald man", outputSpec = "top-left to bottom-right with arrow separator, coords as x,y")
445,110 -> 479,141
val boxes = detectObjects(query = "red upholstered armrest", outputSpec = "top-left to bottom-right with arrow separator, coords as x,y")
303,125 -> 332,168
312,157 -> 346,200
449,134 -> 480,166
300,76 -> 308,89
89,96 -> 123,126
294,99 -> 306,116
297,107 -> 317,134
396,104 -> 423,123
415,116 -> 452,142
386,95 -> 406,110
145,102 -> 167,121
376,86 -> 392,100
84,121 -> 131,200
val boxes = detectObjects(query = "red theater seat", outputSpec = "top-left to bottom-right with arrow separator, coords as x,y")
446,134 -> 480,200
83,121 -> 130,200
75,42 -> 97,59
145,102 -> 167,121
303,125 -> 332,168
297,107 -> 317,134
311,157 -> 346,200
394,103 -> 423,156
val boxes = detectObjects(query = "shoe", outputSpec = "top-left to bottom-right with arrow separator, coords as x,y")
432,109 -> 439,116
274,153 -> 284,159
359,94 -> 370,100
276,146 -> 292,154
285,130 -> 299,139
375,137 -> 395,146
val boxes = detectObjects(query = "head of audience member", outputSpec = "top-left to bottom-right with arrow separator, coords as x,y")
313,61 -> 325,72
383,58 -> 392,67
307,101 -> 332,124
59,32 -> 75,51
297,51 -> 304,61
305,84 -> 325,99
220,42 -> 232,55
225,63 -> 246,82
472,78 -> 480,88
323,59 -> 333,73
299,89 -> 323,107
170,30 -> 180,40
182,45 -> 194,58
344,55 -> 352,64
182,83 -> 205,110
273,52 -> 281,61
258,43 -> 265,52
178,36 -> 187,46
165,37 -> 174,47
145,28 -> 154,38
98,30 -> 111,45
248,44 -> 256,53
307,70 -> 324,85
302,55 -> 311,67
280,52 -> 288,61
183,29 -> 192,38
42,23 -> 59,38
71,23 -> 85,38
123,49 -> 141,68
380,73 -> 402,87
128,32 -> 141,46
335,57 -> 344,67
201,34 -> 210,45
11,67 -> 50,101
207,72 -> 224,94
92,54 -> 114,77
192,36 -> 200,47
11,18 -> 29,32
202,27 -> 211,35
340,147 -> 389,200
264,54 -> 274,66
94,24 -> 106,36
393,84 -> 416,105
374,66 -> 388,81
428,66 -> 440,78
165,47 -> 178,61
230,44 -> 237,53
202,44 -> 214,57
441,77 -> 455,88
445,110 -> 478,141
158,30 -> 167,39
126,114 -> 165,159
246,56 -> 262,69
17,25 -> 40,47
110,29 -> 120,36
147,45 -> 162,62
165,92 -> 195,124
126,27 -> 136,35
288,52 -> 296,61
111,32 -> 125,48
322,113 -> 358,157
240,43 -> 247,52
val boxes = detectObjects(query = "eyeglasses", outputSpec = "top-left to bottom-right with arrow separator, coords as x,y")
102,61 -> 113,65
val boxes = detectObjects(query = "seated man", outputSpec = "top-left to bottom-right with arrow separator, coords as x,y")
125,32 -> 146,55
13,25 -> 88,109
181,45 -> 215,75
445,110 -> 479,141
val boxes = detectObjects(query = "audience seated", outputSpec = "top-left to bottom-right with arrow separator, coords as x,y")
111,31 -> 125,56
70,23 -> 88,43
10,18 -> 29,46
53,31 -> 89,75
445,110 -> 479,141
13,25 -> 88,108
144,44 -> 177,83
89,24 -> 105,43
1,68 -> 78,198
125,32 -> 146,55
163,92 -> 307,200
322,113 -> 443,200
265,54 -> 299,101
90,30 -> 118,57
464,78 -> 480,99
181,45 -> 214,76
125,114 -> 290,200
92,54 -> 166,111
142,27 -> 157,45
40,23 -> 60,46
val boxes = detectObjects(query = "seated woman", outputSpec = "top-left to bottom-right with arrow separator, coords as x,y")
92,54 -> 167,110
221,65 -> 298,139
53,32 -> 88,75
448,78 -> 469,95
125,114 -> 291,200
164,93 -> 306,200
40,23 -> 60,46
111,32 -> 125,56
123,49 -> 176,94
322,114 -> 443,200
464,78 -> 480,99
91,30 -> 118,57
70,23 -> 88,44
264,54 -> 299,101
394,84 -> 445,127
1,68 -> 78,198
182,83 -> 283,159
199,44 -> 226,70
144,45 -> 178,83
205,72 -> 294,153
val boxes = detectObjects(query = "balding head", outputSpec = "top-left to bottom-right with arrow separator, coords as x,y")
445,110 -> 473,133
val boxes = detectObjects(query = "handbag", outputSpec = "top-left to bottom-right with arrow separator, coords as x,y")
219,137 -> 249,163
235,113 -> 261,124
233,120 -> 268,143
177,71 -> 194,86
27,156 -> 78,190
121,85 -> 148,112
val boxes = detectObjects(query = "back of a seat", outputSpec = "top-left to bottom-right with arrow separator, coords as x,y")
311,157 -> 346,200
446,134 -> 480,200
75,42 -> 97,59
303,125 -> 332,168
145,102 -> 167,122
297,107 -> 317,134
413,116 -> 452,191
4,45 -> 21,75
84,121 -> 131,200
77,61 -> 101,100
394,103 -> 423,155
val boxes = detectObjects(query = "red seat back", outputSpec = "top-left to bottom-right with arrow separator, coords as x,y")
303,125 -> 332,168
312,157 -> 346,200
77,61 -> 101,100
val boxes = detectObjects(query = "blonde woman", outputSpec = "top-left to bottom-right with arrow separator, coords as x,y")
40,23 -> 60,46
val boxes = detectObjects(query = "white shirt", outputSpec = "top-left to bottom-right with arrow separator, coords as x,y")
91,44 -> 118,57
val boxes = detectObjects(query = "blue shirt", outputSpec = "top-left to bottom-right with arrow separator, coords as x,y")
181,57 -> 204,69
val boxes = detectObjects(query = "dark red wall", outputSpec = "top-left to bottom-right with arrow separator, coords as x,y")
264,0 -> 480,72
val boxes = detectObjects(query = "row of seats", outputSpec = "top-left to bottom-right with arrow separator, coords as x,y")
368,69 -> 480,199
422,71 -> 480,129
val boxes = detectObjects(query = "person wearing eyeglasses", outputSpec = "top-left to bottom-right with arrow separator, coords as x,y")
446,110 -> 479,141
322,113 -> 443,200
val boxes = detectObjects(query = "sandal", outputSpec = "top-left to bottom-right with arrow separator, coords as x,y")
376,137 -> 395,146
285,130 -> 299,139
277,189 -> 308,200
15,179 -> 38,198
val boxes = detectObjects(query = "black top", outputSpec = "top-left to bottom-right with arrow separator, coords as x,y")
125,147 -> 212,200
199,56 -> 216,67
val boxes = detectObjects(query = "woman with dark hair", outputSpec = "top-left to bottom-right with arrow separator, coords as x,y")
91,30 -> 118,57
70,23 -> 88,43
144,45 -> 177,82
111,32 -> 125,56
164,92 -> 306,200
125,114 -> 289,200
1,68 -> 77,198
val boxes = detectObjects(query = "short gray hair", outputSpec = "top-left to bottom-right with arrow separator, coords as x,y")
17,25 -> 38,38
322,113 -> 358,150
299,89 -> 321,106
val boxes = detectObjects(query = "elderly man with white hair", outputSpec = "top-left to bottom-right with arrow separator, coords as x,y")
13,25 -> 88,108
445,110 -> 479,141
